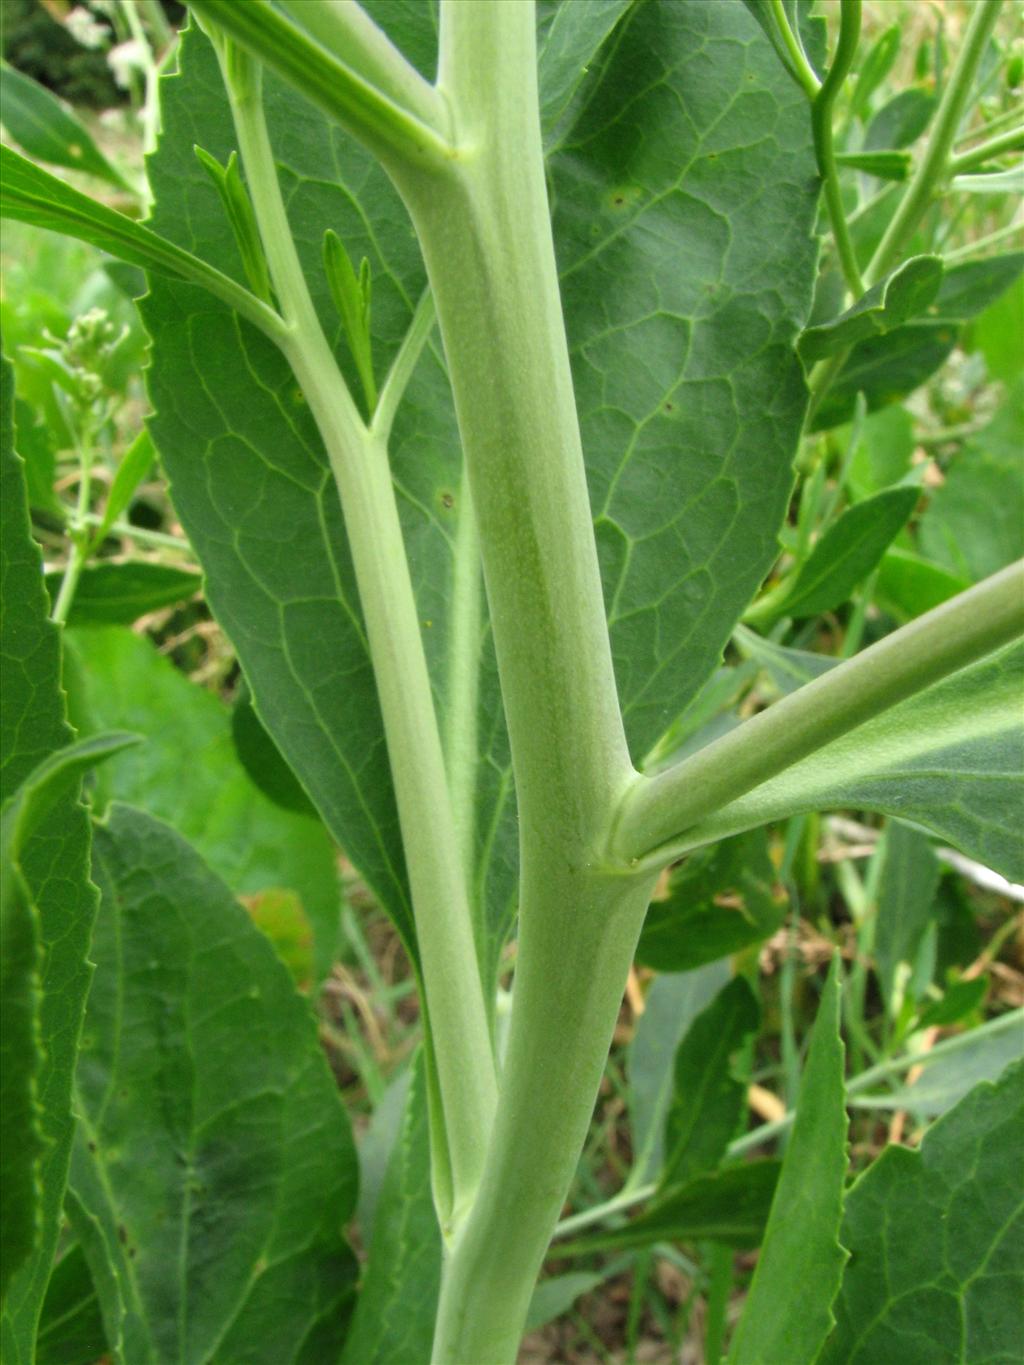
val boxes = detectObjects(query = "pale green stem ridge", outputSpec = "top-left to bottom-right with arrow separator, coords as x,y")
948,123 -> 1024,174
190,0 -> 454,173
213,35 -> 496,1221
51,422 -> 95,626
614,561 -> 1024,866
276,0 -> 449,136
444,463 -> 482,898
811,0 -> 865,298
367,3 -> 645,1359
552,1006 -> 1024,1241
369,286 -> 436,444
866,0 -> 1004,285
770,0 -> 821,99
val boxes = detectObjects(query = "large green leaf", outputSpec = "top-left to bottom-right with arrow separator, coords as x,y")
728,958 -> 847,1365
0,356 -> 98,1358
67,804 -> 359,1364
537,0 -> 635,140
554,0 -> 821,755
340,1051 -> 441,1365
636,830 -> 785,972
661,977 -> 760,1188
918,388 -> 1024,584
682,640 -> 1024,881
820,1060 -> 1024,1364
63,625 -> 342,984
142,20 -> 455,970
141,2 -> 821,986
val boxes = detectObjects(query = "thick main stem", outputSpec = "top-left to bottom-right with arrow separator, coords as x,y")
381,4 -> 645,1358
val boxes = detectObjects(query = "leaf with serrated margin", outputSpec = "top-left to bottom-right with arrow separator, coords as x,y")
340,1050 -> 441,1365
820,1058 -> 1024,1365
67,804 -> 359,1365
728,957 -> 847,1365
677,640 -> 1024,882
759,484 -> 920,622
0,354 -> 101,1358
661,976 -> 760,1189
63,625 -> 341,984
799,256 -> 943,361
551,0 -> 821,756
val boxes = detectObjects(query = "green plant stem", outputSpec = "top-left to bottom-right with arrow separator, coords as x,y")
80,512 -> 191,553
770,0 -> 821,99
948,123 -> 1024,174
276,0 -> 447,135
866,0 -> 1004,285
552,1006 -> 1024,1241
369,286 -> 435,443
811,0 -> 865,297
215,36 -> 496,1223
367,4 -> 646,1358
51,424 -> 95,626
190,0 -> 454,173
614,560 -> 1024,866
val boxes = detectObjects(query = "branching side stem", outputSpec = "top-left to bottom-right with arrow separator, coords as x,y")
867,0 -> 1004,284
811,0 -> 864,297
614,560 -> 1024,865
213,35 -> 496,1224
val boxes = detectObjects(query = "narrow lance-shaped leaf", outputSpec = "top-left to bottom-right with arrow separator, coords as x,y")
820,1059 -> 1024,1364
661,976 -> 760,1188
0,146 -> 274,329
873,822 -> 941,1018
194,146 -> 274,304
0,62 -> 133,192
43,563 -> 201,626
340,1051 -> 441,1365
68,804 -> 360,1365
751,484 -> 920,624
728,956 -> 848,1365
